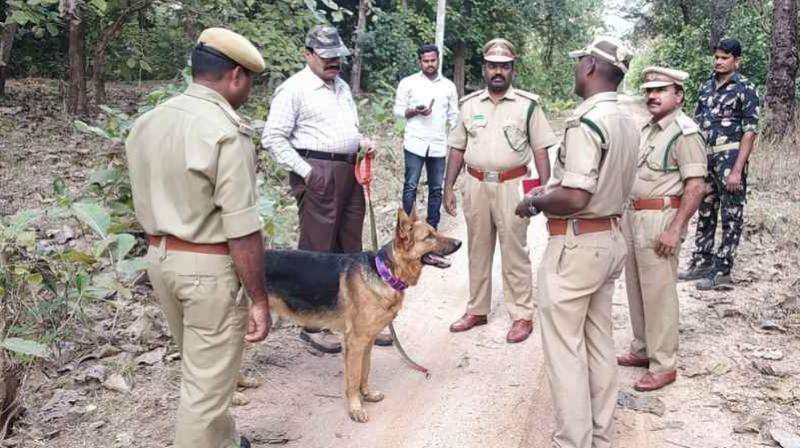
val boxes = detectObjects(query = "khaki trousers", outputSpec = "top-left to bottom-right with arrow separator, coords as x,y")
146,241 -> 249,448
622,208 -> 680,373
462,174 -> 533,320
537,225 -> 626,448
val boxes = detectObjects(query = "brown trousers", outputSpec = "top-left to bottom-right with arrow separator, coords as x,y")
289,158 -> 365,253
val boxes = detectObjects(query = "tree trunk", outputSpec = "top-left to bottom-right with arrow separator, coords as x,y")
349,0 -> 368,97
92,1 -> 152,106
708,0 -> 735,49
66,6 -> 88,115
764,0 -> 798,138
0,22 -> 18,97
183,7 -> 198,42
453,46 -> 466,98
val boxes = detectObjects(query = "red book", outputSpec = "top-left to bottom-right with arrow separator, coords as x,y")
522,178 -> 541,195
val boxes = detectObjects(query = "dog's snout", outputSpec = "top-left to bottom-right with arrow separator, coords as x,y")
451,239 -> 462,252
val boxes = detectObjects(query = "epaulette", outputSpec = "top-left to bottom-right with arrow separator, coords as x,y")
514,90 -> 540,104
675,113 -> 700,136
459,89 -> 483,106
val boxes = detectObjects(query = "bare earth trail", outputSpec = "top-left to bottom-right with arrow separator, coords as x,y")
232,212 -> 736,448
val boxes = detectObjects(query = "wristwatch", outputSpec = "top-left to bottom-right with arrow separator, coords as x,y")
527,200 -> 541,217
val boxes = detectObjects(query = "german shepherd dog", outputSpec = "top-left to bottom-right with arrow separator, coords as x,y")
263,208 -> 461,422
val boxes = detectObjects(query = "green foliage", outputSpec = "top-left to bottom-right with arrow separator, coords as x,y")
627,0 -> 772,108
5,0 -> 61,38
358,9 -> 433,92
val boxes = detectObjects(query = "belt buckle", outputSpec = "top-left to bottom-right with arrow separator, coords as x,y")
484,171 -> 500,182
570,219 -> 580,236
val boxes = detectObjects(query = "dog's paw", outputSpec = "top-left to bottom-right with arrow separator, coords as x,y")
349,407 -> 369,423
237,374 -> 261,389
231,391 -> 250,406
360,390 -> 384,403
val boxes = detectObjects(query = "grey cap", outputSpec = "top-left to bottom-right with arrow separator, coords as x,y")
305,25 -> 351,58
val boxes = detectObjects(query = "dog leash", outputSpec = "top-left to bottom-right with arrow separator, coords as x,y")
355,150 -> 431,378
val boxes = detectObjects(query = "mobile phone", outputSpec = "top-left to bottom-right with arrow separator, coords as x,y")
416,104 -> 426,110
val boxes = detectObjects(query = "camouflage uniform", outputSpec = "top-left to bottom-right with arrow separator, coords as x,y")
690,72 -> 759,275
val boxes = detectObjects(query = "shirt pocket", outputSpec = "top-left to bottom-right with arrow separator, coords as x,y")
502,118 -> 528,153
465,114 -> 488,138
637,144 -> 661,181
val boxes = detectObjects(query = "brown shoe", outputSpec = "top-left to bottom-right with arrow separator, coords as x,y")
634,371 -> 677,391
617,352 -> 650,367
449,314 -> 488,333
506,319 -> 533,343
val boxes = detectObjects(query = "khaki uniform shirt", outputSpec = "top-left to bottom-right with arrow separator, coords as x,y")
548,92 -> 639,219
632,109 -> 707,199
448,87 -> 558,171
126,83 -> 261,243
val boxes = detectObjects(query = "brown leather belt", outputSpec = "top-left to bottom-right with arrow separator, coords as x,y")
546,217 -> 619,236
147,235 -> 230,255
467,165 -> 527,183
632,196 -> 681,210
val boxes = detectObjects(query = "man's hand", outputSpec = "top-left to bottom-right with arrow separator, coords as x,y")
304,169 -> 325,194
418,104 -> 433,116
444,188 -> 457,216
515,196 -> 538,218
245,300 -> 271,342
361,137 -> 376,155
654,228 -> 681,258
725,170 -> 743,192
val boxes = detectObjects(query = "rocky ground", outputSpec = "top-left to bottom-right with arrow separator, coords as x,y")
0,79 -> 798,448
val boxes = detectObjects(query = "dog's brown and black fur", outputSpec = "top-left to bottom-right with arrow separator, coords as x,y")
263,208 -> 461,422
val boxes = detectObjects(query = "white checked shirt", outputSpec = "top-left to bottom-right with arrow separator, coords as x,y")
261,66 -> 362,178
393,72 -> 459,158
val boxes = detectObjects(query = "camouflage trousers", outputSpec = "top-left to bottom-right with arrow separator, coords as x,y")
690,149 -> 747,274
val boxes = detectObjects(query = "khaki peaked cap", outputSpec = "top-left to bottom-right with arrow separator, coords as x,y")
197,27 -> 266,73
483,38 -> 516,63
569,35 -> 633,74
640,66 -> 690,89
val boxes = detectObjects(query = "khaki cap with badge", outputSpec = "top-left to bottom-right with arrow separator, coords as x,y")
640,66 -> 689,89
196,27 -> 266,73
305,25 -> 351,58
483,38 -> 516,62
569,35 -> 633,73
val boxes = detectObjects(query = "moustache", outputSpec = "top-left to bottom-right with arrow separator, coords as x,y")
325,65 -> 340,70
491,76 -> 505,81
647,100 -> 660,106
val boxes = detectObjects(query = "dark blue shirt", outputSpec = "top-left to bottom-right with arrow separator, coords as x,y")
694,72 -> 759,147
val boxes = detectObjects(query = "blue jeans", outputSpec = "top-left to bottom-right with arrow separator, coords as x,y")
402,149 -> 445,229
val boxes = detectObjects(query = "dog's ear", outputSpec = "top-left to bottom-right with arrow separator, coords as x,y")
396,208 -> 413,245
408,206 -> 419,222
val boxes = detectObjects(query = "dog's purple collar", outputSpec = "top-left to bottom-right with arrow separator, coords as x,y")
375,252 -> 408,291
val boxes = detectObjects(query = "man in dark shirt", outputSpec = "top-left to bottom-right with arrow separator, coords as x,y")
680,38 -> 759,290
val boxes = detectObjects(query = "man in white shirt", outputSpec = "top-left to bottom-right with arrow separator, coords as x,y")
262,25 -> 388,353
393,44 -> 459,229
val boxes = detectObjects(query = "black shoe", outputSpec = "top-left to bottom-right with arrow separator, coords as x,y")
695,271 -> 734,291
240,436 -> 251,448
374,330 -> 393,347
678,261 -> 714,281
300,329 -> 342,354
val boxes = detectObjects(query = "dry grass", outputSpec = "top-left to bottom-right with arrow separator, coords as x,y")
747,122 -> 800,247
